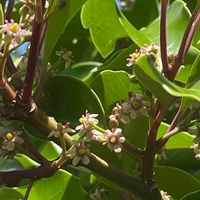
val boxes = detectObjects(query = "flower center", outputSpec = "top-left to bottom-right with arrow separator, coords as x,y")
10,23 -> 19,33
79,118 -> 87,124
77,148 -> 86,156
131,52 -> 139,59
5,132 -> 14,141
131,100 -> 141,110
109,136 -> 117,144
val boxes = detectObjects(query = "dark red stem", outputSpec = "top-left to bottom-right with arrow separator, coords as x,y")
160,0 -> 171,78
170,4 -> 200,80
22,0 -> 43,105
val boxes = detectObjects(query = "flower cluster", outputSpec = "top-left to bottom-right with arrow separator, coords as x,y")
0,20 -> 28,49
109,92 -> 150,129
127,43 -> 160,67
48,122 -> 75,138
1,131 -> 24,152
66,141 -> 91,166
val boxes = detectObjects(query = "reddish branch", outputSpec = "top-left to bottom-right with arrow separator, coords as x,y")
0,161 -> 57,185
22,0 -> 43,105
160,0 -> 171,78
170,4 -> 200,80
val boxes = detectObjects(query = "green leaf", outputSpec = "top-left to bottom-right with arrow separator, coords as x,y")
175,47 -> 200,84
141,0 -> 191,53
157,123 -> 194,149
0,159 -> 23,172
122,0 -> 158,29
124,116 -> 148,149
186,53 -> 200,88
42,75 -> 105,126
119,17 -> 152,47
39,141 -> 61,161
134,55 -> 200,107
28,170 -> 87,200
90,70 -> 140,114
155,165 -> 200,199
0,188 -> 24,200
81,0 -> 127,57
15,154 -> 40,169
156,148 -> 200,171
181,190 -> 200,200
43,0 -> 87,65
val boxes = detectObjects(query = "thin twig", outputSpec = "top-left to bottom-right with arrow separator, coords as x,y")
22,178 -> 34,200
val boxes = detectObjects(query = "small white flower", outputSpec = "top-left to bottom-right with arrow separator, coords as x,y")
2,131 -> 24,151
67,141 -> 91,166
160,190 -> 171,200
76,110 -> 99,140
103,128 -> 125,153
192,143 -> 200,160
48,122 -> 75,138
122,92 -> 150,119
112,103 -> 130,124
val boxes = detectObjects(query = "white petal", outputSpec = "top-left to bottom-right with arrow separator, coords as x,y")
82,156 -> 90,165
119,137 -> 125,143
114,146 -> 122,153
72,156 -> 80,166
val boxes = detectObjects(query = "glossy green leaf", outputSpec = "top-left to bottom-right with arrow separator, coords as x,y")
175,47 -> 200,84
156,148 -> 200,171
39,141 -> 61,161
124,116 -> 148,149
28,170 -> 87,200
81,0 -> 127,57
90,70 -> 141,114
122,0 -> 158,29
186,53 -> 200,88
15,154 -> 39,169
155,165 -> 200,199
134,55 -> 200,107
181,190 -> 200,200
157,123 -> 194,149
0,188 -> 24,200
141,0 -> 191,53
119,17 -> 152,47
43,0 -> 87,65
0,159 -> 23,172
42,75 -> 105,125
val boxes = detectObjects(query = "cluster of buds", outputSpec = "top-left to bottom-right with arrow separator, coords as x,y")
0,20 -> 28,50
127,43 -> 160,67
109,92 -> 150,129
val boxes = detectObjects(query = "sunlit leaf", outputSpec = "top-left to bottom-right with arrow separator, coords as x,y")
81,0 -> 127,57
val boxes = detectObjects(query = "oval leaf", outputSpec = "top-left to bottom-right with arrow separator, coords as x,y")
81,0 -> 127,57
155,165 -> 200,199
42,75 -> 105,125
